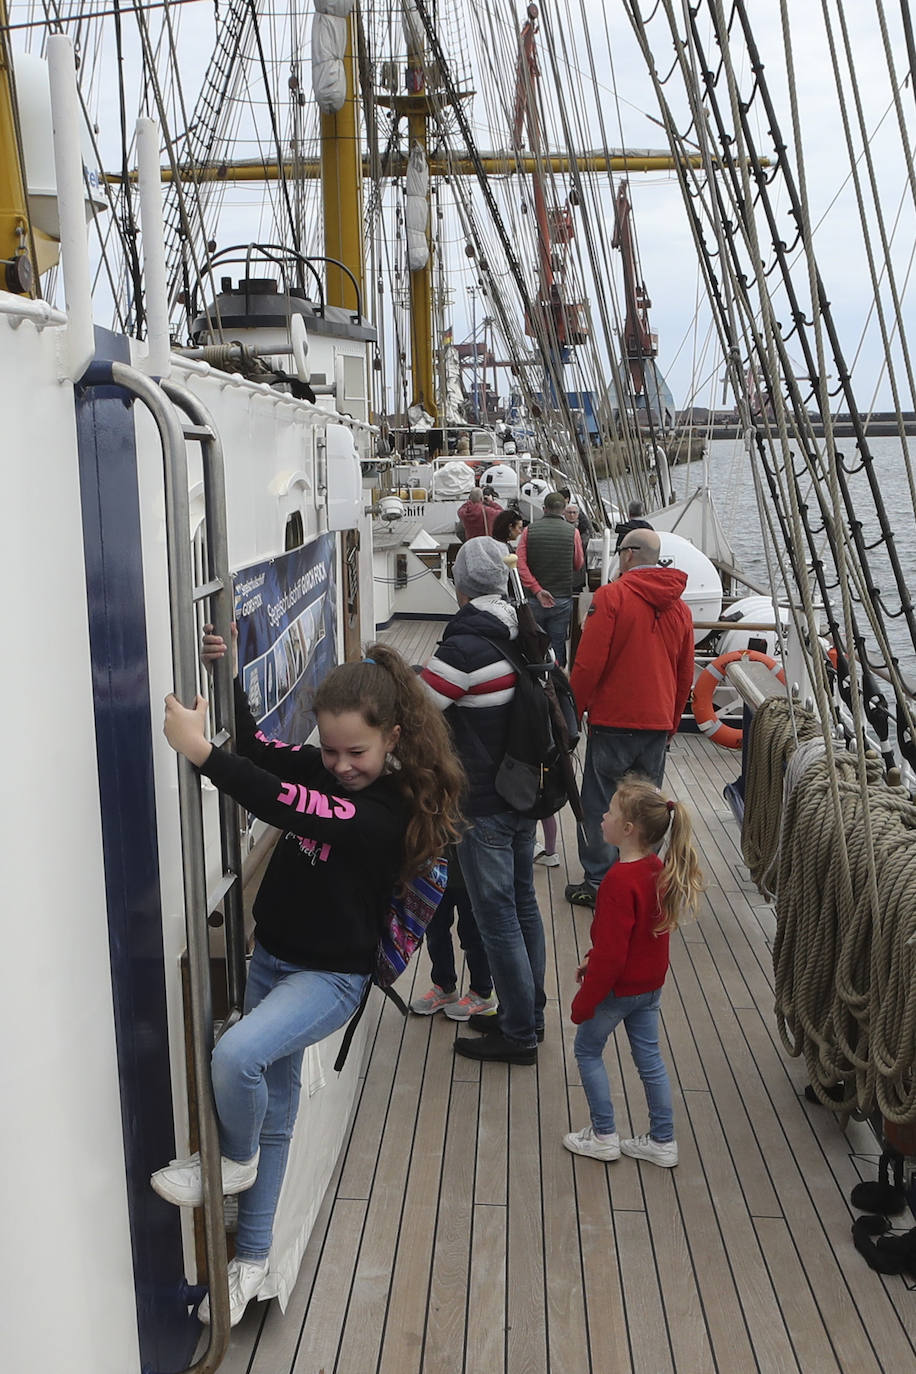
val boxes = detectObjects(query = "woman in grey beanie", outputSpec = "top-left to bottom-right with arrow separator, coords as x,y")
452,536 -> 510,600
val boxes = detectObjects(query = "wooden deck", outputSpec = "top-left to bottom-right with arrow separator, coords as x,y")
222,620 -> 915,1374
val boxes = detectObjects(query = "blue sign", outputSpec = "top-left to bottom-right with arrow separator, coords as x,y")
233,535 -> 338,745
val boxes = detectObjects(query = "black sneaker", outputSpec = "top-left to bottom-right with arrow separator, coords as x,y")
467,1012 -> 544,1042
453,1034 -> 537,1065
565,881 -> 597,907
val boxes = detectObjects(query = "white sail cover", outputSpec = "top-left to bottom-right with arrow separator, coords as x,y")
407,401 -> 435,431
311,0 -> 355,115
402,0 -> 426,54
443,343 -> 467,424
432,461 -> 476,498
406,141 -> 430,271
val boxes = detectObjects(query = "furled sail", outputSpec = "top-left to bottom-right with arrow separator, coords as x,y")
405,141 -> 430,271
311,0 -> 355,115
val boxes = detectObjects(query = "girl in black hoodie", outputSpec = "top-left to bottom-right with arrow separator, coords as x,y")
152,636 -> 464,1324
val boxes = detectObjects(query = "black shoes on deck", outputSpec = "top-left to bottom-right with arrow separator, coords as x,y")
565,881 -> 597,907
454,1033 -> 537,1065
453,1012 -> 543,1063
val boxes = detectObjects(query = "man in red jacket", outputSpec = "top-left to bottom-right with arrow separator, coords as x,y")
565,529 -> 694,906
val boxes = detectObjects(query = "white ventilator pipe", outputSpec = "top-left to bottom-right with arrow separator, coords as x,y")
47,35 -> 94,382
136,118 -> 171,377
601,525 -> 613,585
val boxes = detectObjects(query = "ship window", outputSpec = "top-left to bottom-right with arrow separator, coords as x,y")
285,511 -> 304,550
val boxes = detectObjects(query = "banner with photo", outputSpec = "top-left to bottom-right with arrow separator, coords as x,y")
234,534 -> 338,745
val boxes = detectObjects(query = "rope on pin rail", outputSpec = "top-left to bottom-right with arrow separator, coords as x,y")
742,697 -> 916,1123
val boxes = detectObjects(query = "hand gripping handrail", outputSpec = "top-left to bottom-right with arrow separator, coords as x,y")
80,359 -> 234,1370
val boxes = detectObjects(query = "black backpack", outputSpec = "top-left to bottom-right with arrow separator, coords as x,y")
481,635 -> 583,821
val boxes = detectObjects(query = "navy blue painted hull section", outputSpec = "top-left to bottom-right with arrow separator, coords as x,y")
76,329 -> 198,1372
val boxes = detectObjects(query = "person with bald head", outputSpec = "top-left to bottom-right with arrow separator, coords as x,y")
565,527 -> 694,906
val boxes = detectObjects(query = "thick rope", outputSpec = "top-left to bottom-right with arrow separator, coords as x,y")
743,699 -> 916,1122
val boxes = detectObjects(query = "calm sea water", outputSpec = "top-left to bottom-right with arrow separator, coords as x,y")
668,435 -> 916,679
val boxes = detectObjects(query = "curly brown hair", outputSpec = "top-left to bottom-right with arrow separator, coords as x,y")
313,643 -> 465,884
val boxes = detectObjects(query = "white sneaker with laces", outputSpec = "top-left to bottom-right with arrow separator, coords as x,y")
151,1149 -> 260,1207
409,984 -> 459,1015
534,850 -> 560,867
443,991 -> 497,1021
620,1133 -> 678,1168
562,1125 -> 621,1161
198,1257 -> 268,1327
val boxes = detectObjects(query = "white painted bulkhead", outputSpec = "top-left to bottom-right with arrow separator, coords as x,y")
0,297 -> 141,1372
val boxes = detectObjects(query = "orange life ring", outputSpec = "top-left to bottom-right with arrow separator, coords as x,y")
692,649 -> 786,750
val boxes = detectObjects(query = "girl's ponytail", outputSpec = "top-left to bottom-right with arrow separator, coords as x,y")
613,774 -> 704,932
314,643 -> 465,883
656,800 -> 703,932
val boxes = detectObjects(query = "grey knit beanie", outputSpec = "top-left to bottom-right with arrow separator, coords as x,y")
453,536 -> 509,598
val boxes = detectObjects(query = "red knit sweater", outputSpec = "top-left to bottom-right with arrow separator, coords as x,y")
571,854 -> 669,1022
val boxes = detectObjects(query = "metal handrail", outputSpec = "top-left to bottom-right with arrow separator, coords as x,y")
80,359 -> 231,1370
162,377 -> 247,1028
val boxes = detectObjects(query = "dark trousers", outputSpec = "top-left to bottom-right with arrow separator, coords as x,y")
424,887 -> 493,997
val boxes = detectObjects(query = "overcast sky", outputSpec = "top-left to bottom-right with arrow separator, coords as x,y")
12,1 -> 914,414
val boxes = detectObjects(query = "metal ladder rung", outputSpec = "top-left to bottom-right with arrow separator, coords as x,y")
182,422 -> 215,441
192,576 -> 225,602
207,870 -> 239,917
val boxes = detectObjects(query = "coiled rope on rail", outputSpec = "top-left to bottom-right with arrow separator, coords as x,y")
742,698 -> 916,1123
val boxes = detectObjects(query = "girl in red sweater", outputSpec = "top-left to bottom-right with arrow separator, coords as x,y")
564,775 -> 702,1167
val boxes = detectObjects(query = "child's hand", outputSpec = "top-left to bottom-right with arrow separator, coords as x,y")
164,694 -> 213,767
202,621 -> 239,676
575,957 -> 589,984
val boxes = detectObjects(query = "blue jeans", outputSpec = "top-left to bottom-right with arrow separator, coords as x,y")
211,941 -> 368,1260
425,886 -> 492,996
577,727 -> 668,887
458,811 -> 545,1047
528,594 -> 573,668
573,987 -> 674,1141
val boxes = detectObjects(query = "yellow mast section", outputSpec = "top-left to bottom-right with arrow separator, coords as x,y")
320,15 -> 364,313
0,0 -> 37,295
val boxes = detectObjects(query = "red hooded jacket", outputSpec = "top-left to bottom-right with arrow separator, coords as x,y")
570,567 -> 694,732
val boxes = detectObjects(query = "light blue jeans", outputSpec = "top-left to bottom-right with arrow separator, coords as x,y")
211,941 -> 368,1260
573,986 -> 674,1141
578,727 -> 669,888
458,811 -> 545,1047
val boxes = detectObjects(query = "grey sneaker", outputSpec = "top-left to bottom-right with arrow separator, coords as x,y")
151,1149 -> 259,1207
563,1125 -> 620,1161
198,1257 -> 268,1326
620,1134 -> 678,1168
409,984 -> 459,1015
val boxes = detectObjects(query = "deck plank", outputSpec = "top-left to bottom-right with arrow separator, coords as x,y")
422,1079 -> 478,1374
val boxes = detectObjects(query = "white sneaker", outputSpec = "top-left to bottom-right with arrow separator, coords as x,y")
620,1133 -> 678,1168
198,1257 -> 268,1327
534,850 -> 560,867
562,1125 -> 620,1161
151,1149 -> 260,1207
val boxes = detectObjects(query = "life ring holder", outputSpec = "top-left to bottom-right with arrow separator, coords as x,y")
692,649 -> 786,750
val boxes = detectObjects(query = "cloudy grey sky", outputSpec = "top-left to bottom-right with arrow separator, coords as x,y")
12,1 -> 914,413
